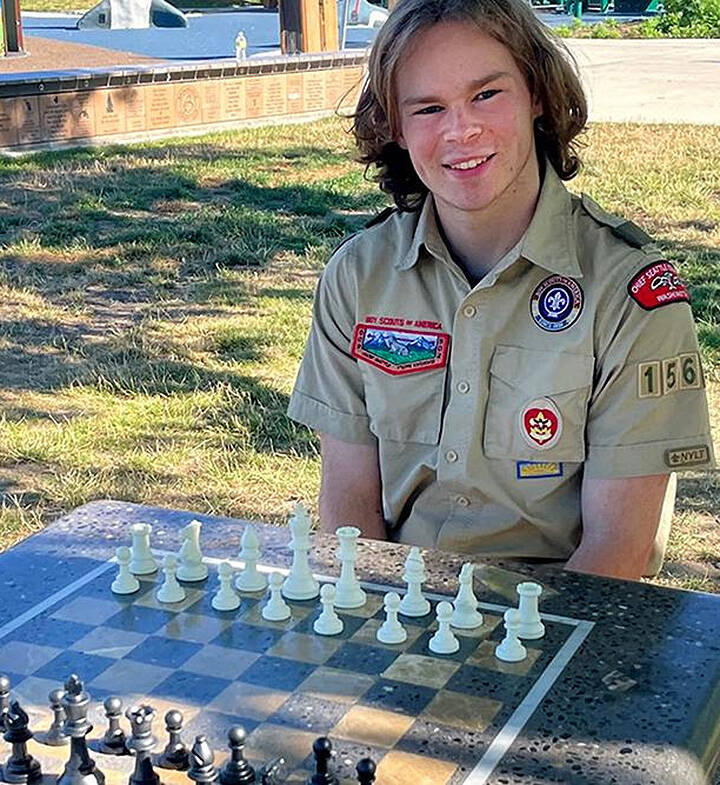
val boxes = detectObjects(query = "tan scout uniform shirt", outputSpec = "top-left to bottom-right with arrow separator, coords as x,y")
287,166 -> 716,560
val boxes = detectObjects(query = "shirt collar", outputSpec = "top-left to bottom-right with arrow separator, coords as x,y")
394,164 -> 582,278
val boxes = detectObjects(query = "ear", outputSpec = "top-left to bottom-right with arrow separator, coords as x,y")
531,95 -> 543,121
396,133 -> 408,150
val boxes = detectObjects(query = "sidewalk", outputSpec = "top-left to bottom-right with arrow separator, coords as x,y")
565,38 -> 720,125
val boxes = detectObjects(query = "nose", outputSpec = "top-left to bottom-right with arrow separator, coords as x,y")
442,105 -> 483,144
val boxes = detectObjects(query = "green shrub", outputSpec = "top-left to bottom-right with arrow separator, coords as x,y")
656,0 -> 720,35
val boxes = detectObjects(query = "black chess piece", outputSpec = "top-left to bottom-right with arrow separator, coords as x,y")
187,735 -> 219,785
0,674 -> 10,732
126,705 -> 160,785
155,710 -> 189,770
98,697 -> 129,756
40,688 -> 69,747
57,674 -> 105,785
219,726 -> 255,785
0,700 -> 42,784
258,757 -> 285,785
355,758 -> 376,785
308,737 -> 338,785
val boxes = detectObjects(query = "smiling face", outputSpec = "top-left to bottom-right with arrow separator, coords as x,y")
395,21 -> 543,233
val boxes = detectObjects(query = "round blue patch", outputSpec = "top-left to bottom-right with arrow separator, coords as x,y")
530,275 -> 584,332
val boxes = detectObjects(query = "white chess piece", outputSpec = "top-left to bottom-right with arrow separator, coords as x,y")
282,503 -> 319,601
451,562 -> 484,629
212,561 -> 241,611
376,592 -> 407,644
495,608 -> 528,662
156,554 -> 186,603
516,582 -> 545,639
235,525 -> 267,592
428,601 -> 459,654
111,546 -> 140,594
313,584 -> 343,636
177,520 -> 208,582
399,547 -> 431,617
129,523 -> 157,575
262,571 -> 291,621
334,526 -> 366,609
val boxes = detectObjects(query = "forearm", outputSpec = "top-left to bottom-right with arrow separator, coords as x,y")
318,482 -> 387,540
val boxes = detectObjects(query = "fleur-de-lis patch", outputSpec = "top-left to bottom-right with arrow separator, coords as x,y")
530,275 -> 584,332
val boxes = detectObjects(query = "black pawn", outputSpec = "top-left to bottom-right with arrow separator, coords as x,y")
219,726 -> 255,785
188,735 -> 218,785
99,697 -> 128,755
0,674 -> 10,732
1,700 -> 43,784
308,737 -> 338,785
355,758 -> 376,785
156,710 -> 189,770
40,688 -> 69,747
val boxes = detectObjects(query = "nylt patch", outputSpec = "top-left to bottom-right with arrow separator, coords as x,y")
351,323 -> 450,375
628,262 -> 690,310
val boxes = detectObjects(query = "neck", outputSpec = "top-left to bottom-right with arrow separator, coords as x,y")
436,156 -> 542,284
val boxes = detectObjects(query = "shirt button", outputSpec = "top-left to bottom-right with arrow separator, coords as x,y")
456,495 -> 470,507
462,305 -> 477,318
457,381 -> 470,394
445,450 -> 459,463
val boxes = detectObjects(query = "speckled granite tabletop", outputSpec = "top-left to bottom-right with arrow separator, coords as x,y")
1,499 -> 719,785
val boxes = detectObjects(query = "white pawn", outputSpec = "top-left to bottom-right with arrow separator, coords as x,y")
262,572 -> 291,622
313,584 -> 343,636
399,547 -> 430,617
428,601 -> 459,654
129,523 -> 157,575
177,520 -> 208,582
495,608 -> 527,663
156,554 -> 186,603
334,526 -> 366,609
376,592 -> 407,645
212,562 -> 241,611
451,563 -> 483,629
235,525 -> 267,592
516,582 -> 545,640
111,546 -> 140,594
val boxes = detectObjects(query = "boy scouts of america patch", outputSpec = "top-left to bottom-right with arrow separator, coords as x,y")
627,262 -> 690,310
351,323 -> 450,376
530,275 -> 584,332
519,397 -> 563,450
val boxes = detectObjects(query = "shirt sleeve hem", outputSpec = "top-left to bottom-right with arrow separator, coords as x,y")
287,391 -> 376,446
584,435 -> 717,478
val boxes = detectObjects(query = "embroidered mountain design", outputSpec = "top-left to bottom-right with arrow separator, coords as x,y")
351,324 -> 450,375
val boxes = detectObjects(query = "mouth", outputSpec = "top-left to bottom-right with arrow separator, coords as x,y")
444,153 -> 495,171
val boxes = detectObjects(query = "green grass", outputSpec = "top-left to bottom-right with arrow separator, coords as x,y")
0,118 -> 719,593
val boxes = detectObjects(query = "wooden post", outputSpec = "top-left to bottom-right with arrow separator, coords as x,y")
2,0 -> 25,54
279,0 -> 337,53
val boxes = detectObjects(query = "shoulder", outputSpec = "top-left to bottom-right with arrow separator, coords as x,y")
573,193 -> 692,315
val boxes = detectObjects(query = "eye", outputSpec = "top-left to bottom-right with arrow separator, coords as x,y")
475,89 -> 501,101
413,105 -> 443,116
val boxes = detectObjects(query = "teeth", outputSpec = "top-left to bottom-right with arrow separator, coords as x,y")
449,156 -> 489,170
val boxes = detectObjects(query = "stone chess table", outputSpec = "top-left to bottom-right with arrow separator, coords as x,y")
0,500 -> 719,785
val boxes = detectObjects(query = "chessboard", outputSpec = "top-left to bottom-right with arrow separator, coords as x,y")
0,537 -> 594,785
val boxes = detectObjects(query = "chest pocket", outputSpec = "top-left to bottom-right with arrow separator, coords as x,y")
483,345 -> 594,462
362,365 -> 446,444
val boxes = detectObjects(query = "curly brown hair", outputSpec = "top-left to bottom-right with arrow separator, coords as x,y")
353,0 -> 588,211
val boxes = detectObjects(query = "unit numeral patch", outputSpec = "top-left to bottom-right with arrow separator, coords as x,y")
638,352 -> 702,399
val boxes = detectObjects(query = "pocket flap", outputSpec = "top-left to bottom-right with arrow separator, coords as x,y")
490,345 -> 594,395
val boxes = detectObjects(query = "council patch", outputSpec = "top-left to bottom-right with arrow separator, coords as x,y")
351,324 -> 450,376
530,275 -> 584,332
628,262 -> 690,310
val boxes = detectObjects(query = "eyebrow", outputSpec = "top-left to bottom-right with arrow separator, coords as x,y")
400,71 -> 511,107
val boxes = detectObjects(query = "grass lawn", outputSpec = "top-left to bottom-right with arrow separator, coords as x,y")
0,118 -> 718,592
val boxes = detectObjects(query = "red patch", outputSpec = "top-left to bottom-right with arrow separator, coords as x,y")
519,398 -> 562,450
627,262 -> 690,311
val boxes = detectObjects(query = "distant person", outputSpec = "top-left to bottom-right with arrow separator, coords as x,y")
288,0 -> 716,579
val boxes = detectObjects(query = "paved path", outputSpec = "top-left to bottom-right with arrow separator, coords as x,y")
564,38 -> 720,124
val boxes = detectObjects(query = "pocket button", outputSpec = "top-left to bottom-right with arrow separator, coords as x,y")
456,495 -> 470,507
445,450 -> 459,463
456,381 -> 470,394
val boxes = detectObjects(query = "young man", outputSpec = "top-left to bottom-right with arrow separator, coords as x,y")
288,0 -> 716,579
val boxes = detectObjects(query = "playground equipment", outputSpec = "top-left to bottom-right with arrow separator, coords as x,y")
1,0 -> 24,55
77,0 -> 187,29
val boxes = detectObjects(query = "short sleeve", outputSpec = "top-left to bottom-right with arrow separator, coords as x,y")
585,262 -> 716,478
287,247 -> 375,445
